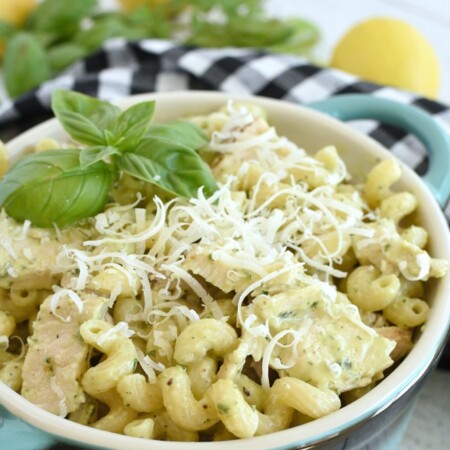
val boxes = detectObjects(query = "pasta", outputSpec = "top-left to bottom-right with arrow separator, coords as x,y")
347,265 -> 400,311
0,101 -> 447,442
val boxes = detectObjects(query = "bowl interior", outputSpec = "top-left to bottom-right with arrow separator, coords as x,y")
2,91 -> 450,450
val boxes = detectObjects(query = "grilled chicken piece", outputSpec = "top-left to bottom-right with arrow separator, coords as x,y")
21,293 -> 108,416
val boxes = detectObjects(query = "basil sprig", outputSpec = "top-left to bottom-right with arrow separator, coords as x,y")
0,150 -> 113,228
118,139 -> 217,199
0,90 -> 216,228
52,89 -> 122,145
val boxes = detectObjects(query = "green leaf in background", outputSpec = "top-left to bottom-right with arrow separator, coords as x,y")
110,101 -> 156,151
0,1 -> 321,101
145,121 -> 208,151
73,16 -> 129,52
3,33 -> 51,98
74,15 -> 147,52
32,31 -> 61,48
269,19 -> 320,55
0,149 -> 113,227
126,7 -> 171,38
187,14 -> 319,52
117,139 -> 218,199
172,0 -> 263,17
52,89 -> 121,145
47,43 -> 87,72
179,0 -> 319,54
79,145 -> 122,169
27,0 -> 97,37
0,20 -> 17,41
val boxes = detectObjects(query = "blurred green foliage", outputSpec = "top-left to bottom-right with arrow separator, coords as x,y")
0,0 -> 320,98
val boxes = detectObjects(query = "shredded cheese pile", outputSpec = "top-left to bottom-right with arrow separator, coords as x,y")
16,101 -> 442,400
40,102 -> 385,380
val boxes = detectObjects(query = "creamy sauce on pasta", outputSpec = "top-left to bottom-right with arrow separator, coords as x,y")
0,101 -> 447,441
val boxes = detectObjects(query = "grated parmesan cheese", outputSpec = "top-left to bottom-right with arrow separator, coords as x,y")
3,100 -> 445,442
50,376 -> 68,418
96,322 -> 135,346
17,220 -> 31,241
261,329 -> 303,390
50,289 -> 84,322
136,348 -> 165,383
399,253 -> 430,281
0,335 -> 8,350
0,239 -> 17,259
84,197 -> 166,247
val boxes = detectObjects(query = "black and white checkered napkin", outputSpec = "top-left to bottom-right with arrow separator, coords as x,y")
2,38 -> 450,182
2,39 -> 450,179
2,38 -> 448,214
1,38 -> 450,367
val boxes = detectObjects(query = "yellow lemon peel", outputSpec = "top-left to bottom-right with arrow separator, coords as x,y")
330,17 -> 440,98
0,0 -> 36,26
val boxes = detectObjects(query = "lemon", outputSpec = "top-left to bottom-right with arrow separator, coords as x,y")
0,0 -> 36,26
330,17 -> 440,98
0,0 -> 37,58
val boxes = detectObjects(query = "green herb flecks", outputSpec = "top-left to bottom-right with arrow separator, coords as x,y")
217,403 -> 230,415
278,310 -> 296,320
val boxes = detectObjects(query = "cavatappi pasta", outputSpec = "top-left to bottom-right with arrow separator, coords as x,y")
0,101 -> 447,441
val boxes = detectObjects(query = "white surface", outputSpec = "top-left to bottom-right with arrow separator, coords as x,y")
400,369 -> 450,450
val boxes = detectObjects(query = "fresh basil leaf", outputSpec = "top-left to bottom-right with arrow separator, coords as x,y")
52,89 -> 121,145
52,111 -> 107,146
117,139 -> 217,199
111,101 -> 155,151
79,145 -> 121,168
3,33 -> 51,98
47,43 -> 87,72
0,149 -> 113,228
145,121 -> 208,151
28,0 -> 97,37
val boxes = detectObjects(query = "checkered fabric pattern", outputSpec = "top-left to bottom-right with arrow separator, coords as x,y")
1,39 -> 450,186
0,39 -> 449,445
2,39 -> 450,179
2,38 -> 450,167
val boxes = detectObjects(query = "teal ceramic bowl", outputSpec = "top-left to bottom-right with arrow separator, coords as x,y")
1,92 -> 450,450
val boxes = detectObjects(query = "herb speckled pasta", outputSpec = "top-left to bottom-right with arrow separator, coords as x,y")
0,100 -> 447,441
